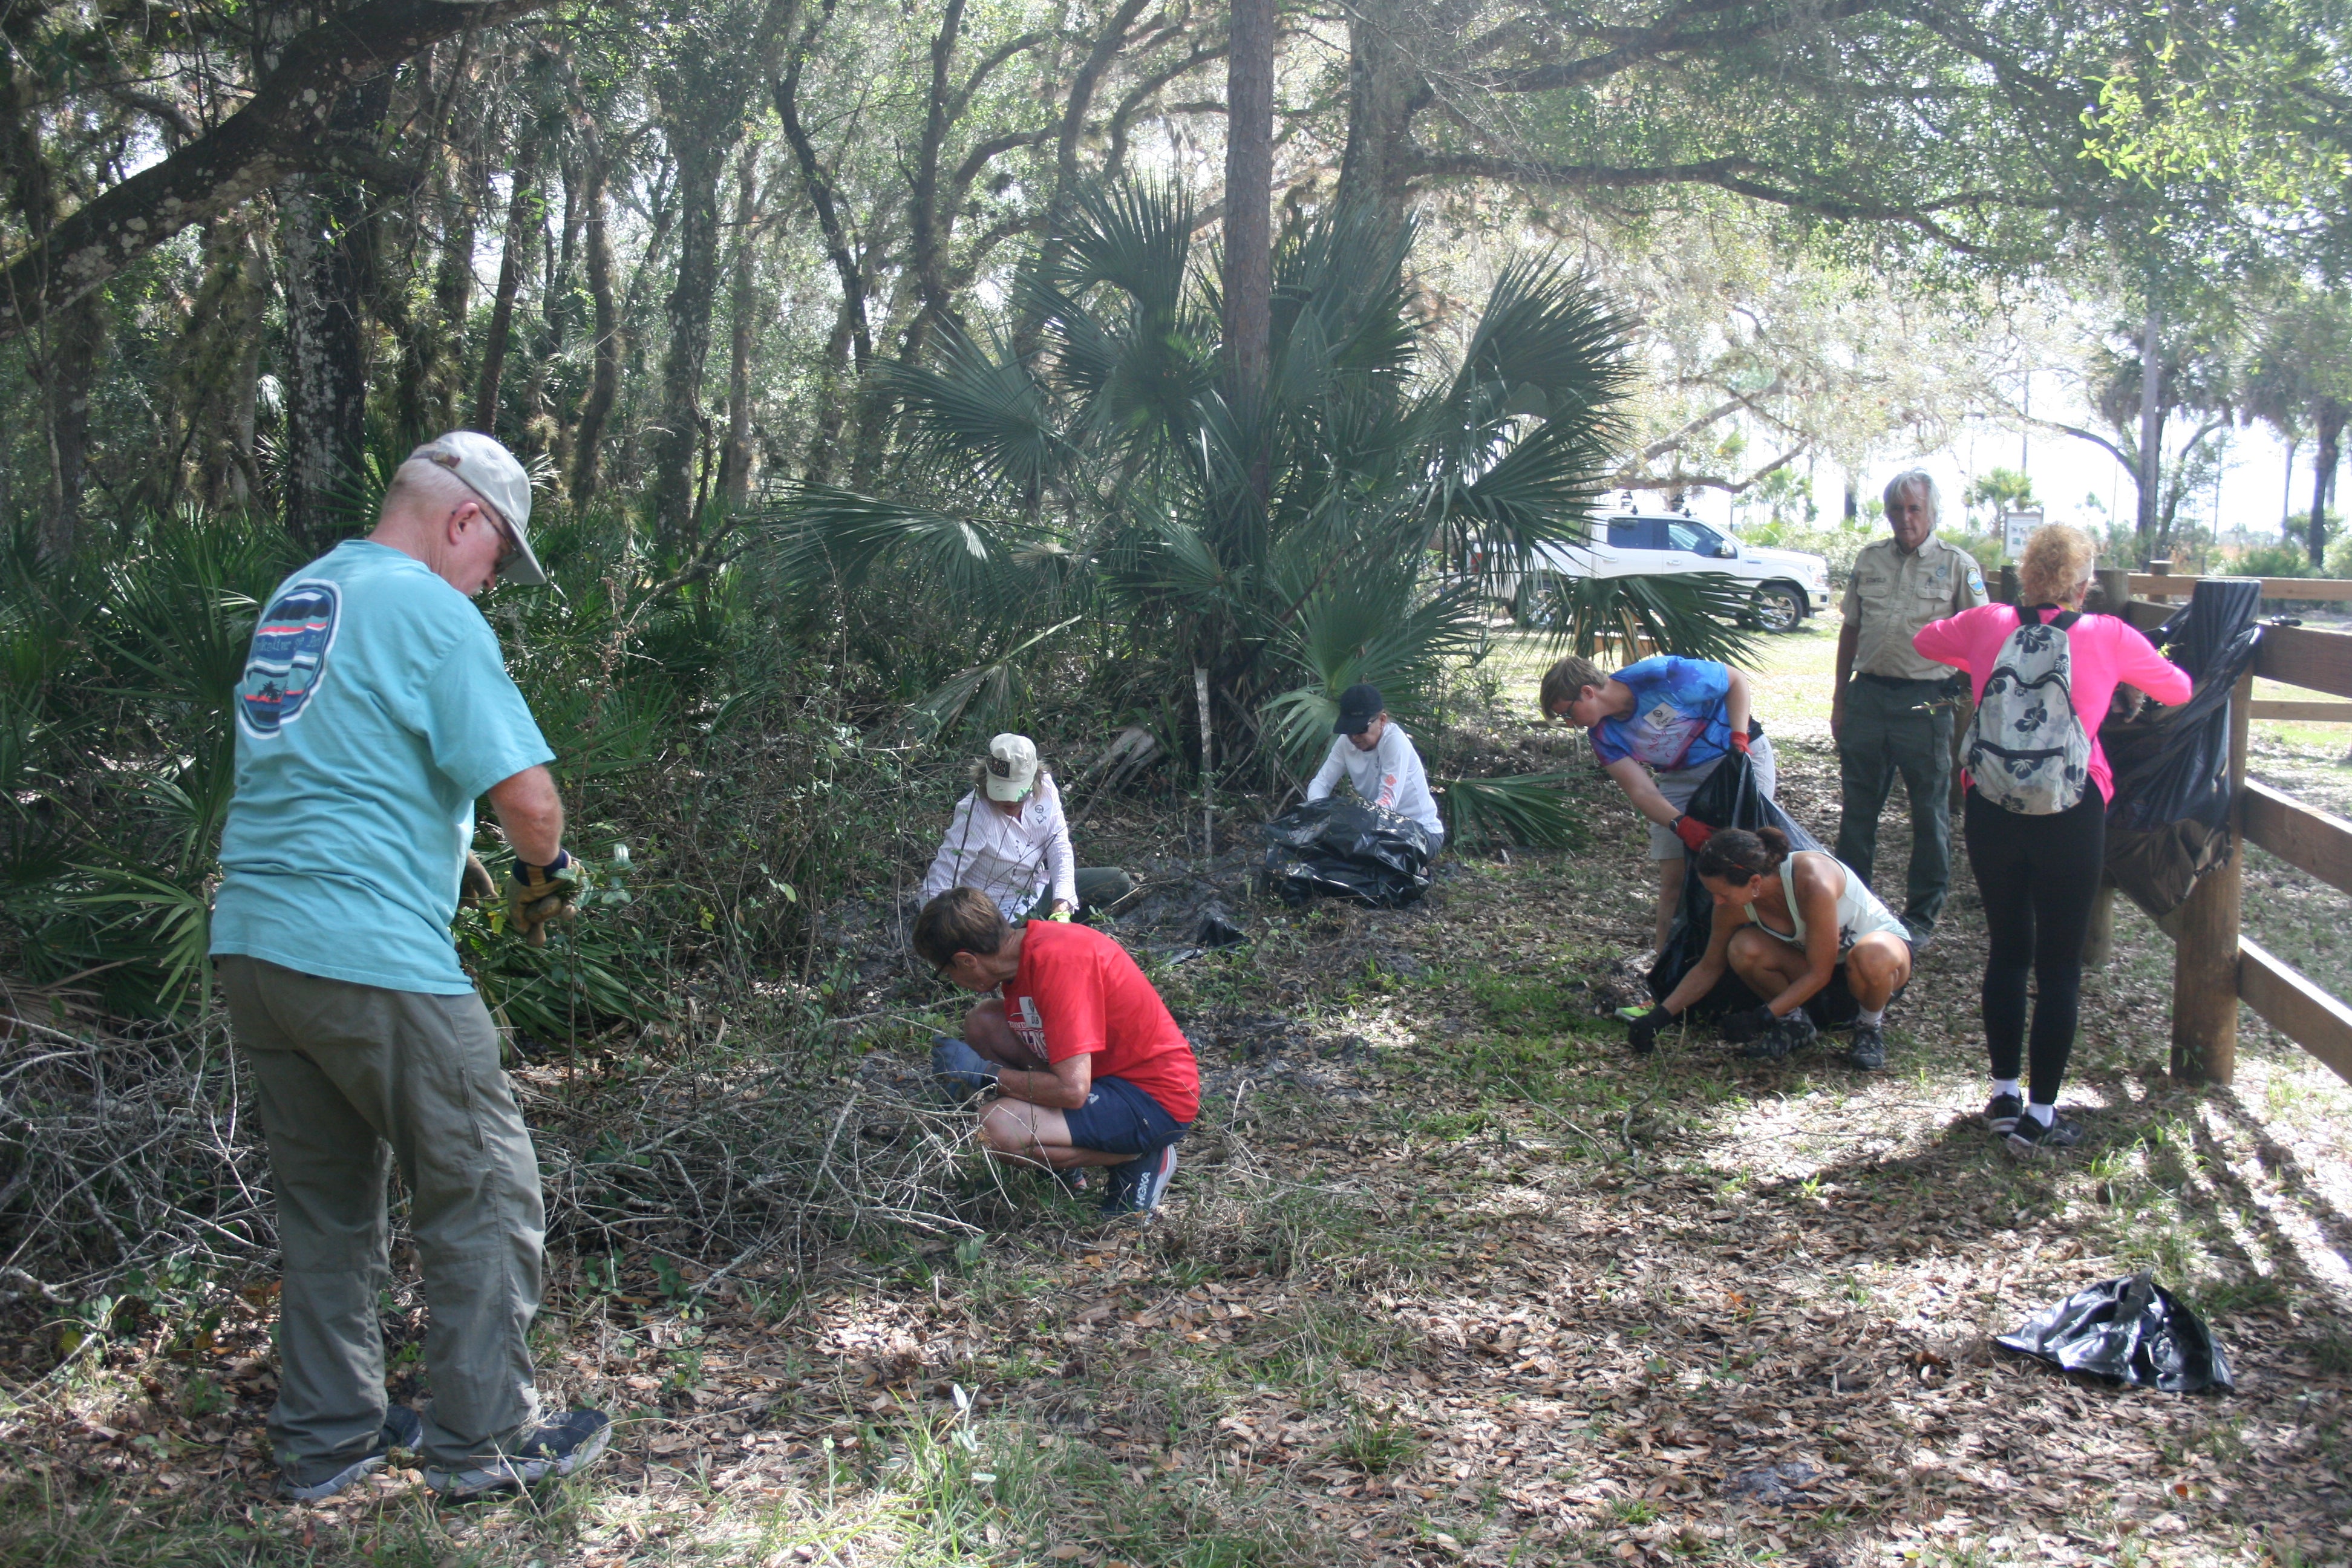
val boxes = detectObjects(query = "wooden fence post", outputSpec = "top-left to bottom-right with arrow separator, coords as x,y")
2170,667 -> 2253,1083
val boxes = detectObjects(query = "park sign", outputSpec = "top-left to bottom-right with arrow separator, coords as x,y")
2002,508 -> 2044,560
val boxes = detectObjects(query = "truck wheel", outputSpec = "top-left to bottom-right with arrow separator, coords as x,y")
1753,584 -> 1805,633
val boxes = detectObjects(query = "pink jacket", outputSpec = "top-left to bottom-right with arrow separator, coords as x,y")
1913,604 -> 2194,803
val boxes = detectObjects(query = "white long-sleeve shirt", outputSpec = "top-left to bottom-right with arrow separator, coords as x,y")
1305,723 -> 1442,835
921,771 -> 1078,924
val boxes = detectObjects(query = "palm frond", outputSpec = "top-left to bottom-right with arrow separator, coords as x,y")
883,322 -> 1062,500
1528,570 -> 1762,665
1450,255 -> 1633,430
904,615 -> 1085,740
1047,179 -> 1197,319
1263,575 -> 1486,760
765,484 -> 1045,603
1442,772 -> 1588,850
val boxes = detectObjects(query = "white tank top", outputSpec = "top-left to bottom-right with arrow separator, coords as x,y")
1744,851 -> 1909,953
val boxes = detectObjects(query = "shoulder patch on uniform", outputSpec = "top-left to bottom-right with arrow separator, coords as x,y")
1967,565 -> 1986,594
237,580 -> 341,739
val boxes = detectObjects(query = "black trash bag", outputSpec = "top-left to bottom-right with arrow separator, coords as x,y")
2103,578 -> 2262,919
1645,751 -> 1823,1013
1995,1272 -> 2234,1393
1263,799 -> 1436,908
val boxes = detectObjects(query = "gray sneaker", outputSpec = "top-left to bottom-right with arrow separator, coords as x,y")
277,1406 -> 424,1501
1844,1022 -> 1886,1071
425,1409 -> 612,1500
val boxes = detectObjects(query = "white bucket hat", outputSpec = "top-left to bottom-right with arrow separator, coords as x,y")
413,430 -> 546,586
984,734 -> 1040,801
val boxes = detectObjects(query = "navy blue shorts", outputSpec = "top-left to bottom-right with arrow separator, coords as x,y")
1062,1074 -> 1188,1157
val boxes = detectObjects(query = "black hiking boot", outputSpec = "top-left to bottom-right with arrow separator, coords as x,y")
1844,1022 -> 1886,1071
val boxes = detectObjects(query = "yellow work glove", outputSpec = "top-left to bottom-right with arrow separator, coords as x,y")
505,852 -> 586,947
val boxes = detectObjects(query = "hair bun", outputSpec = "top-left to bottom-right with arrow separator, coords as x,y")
1756,826 -> 1791,857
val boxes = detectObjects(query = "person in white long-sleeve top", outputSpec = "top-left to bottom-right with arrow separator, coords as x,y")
1304,684 -> 1444,846
922,734 -> 1136,926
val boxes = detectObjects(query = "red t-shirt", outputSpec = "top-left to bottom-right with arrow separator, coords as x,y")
999,921 -> 1200,1123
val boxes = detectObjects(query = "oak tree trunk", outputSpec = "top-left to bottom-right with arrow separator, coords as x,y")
1336,0 -> 1421,246
719,151 -> 760,510
570,153 -> 620,502
473,146 -> 542,434
2313,402 -> 2345,568
649,133 -> 731,552
278,171 -> 372,549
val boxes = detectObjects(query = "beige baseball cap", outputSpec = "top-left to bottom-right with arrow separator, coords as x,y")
412,430 -> 546,586
984,734 -> 1040,801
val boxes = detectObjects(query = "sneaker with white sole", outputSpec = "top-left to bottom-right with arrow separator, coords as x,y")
1099,1145 -> 1178,1219
1982,1093 -> 2025,1134
2005,1112 -> 2083,1160
277,1406 -> 425,1501
425,1408 -> 612,1500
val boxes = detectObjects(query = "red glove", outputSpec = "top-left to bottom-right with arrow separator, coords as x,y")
1673,815 -> 1713,853
1730,728 -> 1751,755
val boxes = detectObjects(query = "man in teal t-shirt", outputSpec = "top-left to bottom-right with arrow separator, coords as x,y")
211,432 -> 609,1503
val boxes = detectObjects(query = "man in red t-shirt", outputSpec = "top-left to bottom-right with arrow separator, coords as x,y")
913,887 -> 1199,1216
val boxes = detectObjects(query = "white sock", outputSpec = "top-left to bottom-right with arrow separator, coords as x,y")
1855,1006 -> 1885,1027
1993,1078 -> 2022,1100
2024,1101 -> 2056,1126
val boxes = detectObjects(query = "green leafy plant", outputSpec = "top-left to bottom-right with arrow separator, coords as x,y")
768,182 -> 1745,776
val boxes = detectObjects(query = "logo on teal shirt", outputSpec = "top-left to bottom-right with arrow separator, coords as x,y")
237,581 -> 340,738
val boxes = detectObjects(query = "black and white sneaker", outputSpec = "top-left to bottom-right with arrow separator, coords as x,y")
278,1406 -> 425,1501
1982,1093 -> 2025,1134
1844,1022 -> 1886,1071
1099,1145 -> 1178,1220
425,1409 -> 612,1500
2005,1112 -> 2083,1160
1742,1009 -> 1817,1060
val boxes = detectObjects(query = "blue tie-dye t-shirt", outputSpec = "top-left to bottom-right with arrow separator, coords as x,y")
1587,656 -> 1734,773
211,540 -> 553,994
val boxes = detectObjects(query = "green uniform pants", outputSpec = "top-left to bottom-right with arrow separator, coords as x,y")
1834,676 -> 1956,935
219,955 -> 544,1477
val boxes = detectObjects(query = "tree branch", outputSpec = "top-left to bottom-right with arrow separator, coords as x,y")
0,0 -> 566,338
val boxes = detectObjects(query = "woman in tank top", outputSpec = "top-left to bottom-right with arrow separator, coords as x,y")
1633,826 -> 1913,1070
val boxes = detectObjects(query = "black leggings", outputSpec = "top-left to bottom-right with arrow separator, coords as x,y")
1963,786 -> 2106,1105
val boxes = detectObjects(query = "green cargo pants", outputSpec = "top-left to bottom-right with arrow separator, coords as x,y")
1834,675 -> 1958,936
218,955 -> 544,1476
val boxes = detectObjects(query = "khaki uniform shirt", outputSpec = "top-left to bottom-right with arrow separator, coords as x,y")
1841,534 -> 1989,681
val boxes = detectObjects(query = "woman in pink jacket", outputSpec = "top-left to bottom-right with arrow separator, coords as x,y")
1913,525 -> 2192,1158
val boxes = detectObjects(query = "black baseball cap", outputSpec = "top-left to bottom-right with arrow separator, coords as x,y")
1333,683 -> 1385,736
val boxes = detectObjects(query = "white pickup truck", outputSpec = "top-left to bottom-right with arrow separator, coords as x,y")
1516,508 -> 1833,632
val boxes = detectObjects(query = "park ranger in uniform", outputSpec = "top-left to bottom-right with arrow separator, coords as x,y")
1831,469 -> 1988,949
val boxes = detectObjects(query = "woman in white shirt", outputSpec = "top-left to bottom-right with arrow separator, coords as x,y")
921,734 -> 1135,925
1304,684 -> 1444,844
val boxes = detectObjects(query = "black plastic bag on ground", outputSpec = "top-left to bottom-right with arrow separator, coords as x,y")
2103,579 -> 2261,919
1645,751 -> 1822,1013
1996,1272 -> 2234,1393
1263,799 -> 1435,908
